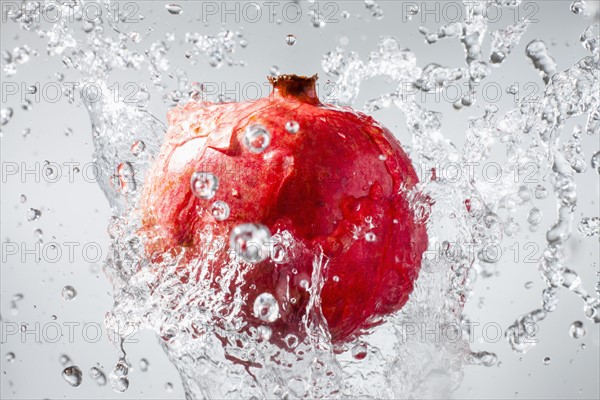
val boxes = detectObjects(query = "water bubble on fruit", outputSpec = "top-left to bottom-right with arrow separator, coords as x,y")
570,1 -> 586,14
230,223 -> 271,263
365,232 -> 377,242
62,285 -> 77,301
253,293 -> 280,323
139,358 -> 149,372
6,352 -> 15,362
62,366 -> 83,387
190,172 -> 219,200
285,334 -> 299,349
243,124 -> 271,154
569,321 -> 586,339
210,201 -> 230,221
543,356 -> 551,365
1,108 -> 13,125
351,343 -> 368,360
166,4 -> 182,15
90,367 -> 107,386
285,120 -> 300,134
25,208 -> 41,221
130,140 -> 146,156
285,34 -> 296,46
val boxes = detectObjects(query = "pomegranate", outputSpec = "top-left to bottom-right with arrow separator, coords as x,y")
140,74 -> 428,344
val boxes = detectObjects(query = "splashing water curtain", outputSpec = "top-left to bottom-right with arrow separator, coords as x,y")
1,1 -> 598,399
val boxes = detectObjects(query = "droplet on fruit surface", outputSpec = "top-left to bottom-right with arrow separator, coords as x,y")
190,172 -> 218,200
285,34 -> 296,46
62,366 -> 83,387
210,201 -> 230,221
243,124 -> 271,153
285,120 -> 300,134
229,223 -> 271,263
569,321 -> 586,338
365,232 -> 377,242
253,293 -> 280,322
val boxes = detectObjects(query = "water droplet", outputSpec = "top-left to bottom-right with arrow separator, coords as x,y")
230,223 -> 271,263
62,366 -> 83,387
269,65 -> 280,77
527,208 -> 542,225
1,108 -> 13,125
62,285 -> 77,301
166,4 -> 182,15
34,228 -> 43,242
130,140 -> 146,156
20,194 -> 27,203
89,367 -> 107,386
210,201 -> 230,221
570,1 -> 586,14
139,358 -> 149,372
365,232 -> 377,242
112,377 -> 129,392
543,356 -> 551,365
59,354 -> 71,366
165,382 -> 174,392
117,162 -> 137,193
25,208 -> 41,221
578,217 -> 599,237
524,281 -> 534,289
351,343 -> 368,360
26,85 -> 37,94
285,120 -> 299,134
569,321 -> 586,339
332,275 -> 340,283
190,172 -> 218,200
21,99 -> 32,111
285,34 -> 296,46
591,151 -> 600,173
534,185 -> 548,199
253,293 -> 279,322
243,124 -> 271,154
6,352 -> 15,362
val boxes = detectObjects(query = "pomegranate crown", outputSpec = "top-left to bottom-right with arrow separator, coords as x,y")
268,74 -> 320,105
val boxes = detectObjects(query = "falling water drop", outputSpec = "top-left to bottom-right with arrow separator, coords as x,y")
62,285 -> 77,301
285,34 -> 296,46
166,4 -> 183,15
569,321 -> 586,339
62,366 -> 83,387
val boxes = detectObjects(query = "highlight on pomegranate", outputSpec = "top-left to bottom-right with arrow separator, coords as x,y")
1,1 -> 598,399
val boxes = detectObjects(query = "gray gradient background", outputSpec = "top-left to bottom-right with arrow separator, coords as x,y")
1,0 -> 599,399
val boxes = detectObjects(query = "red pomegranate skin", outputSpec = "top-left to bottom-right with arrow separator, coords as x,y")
139,75 -> 428,344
